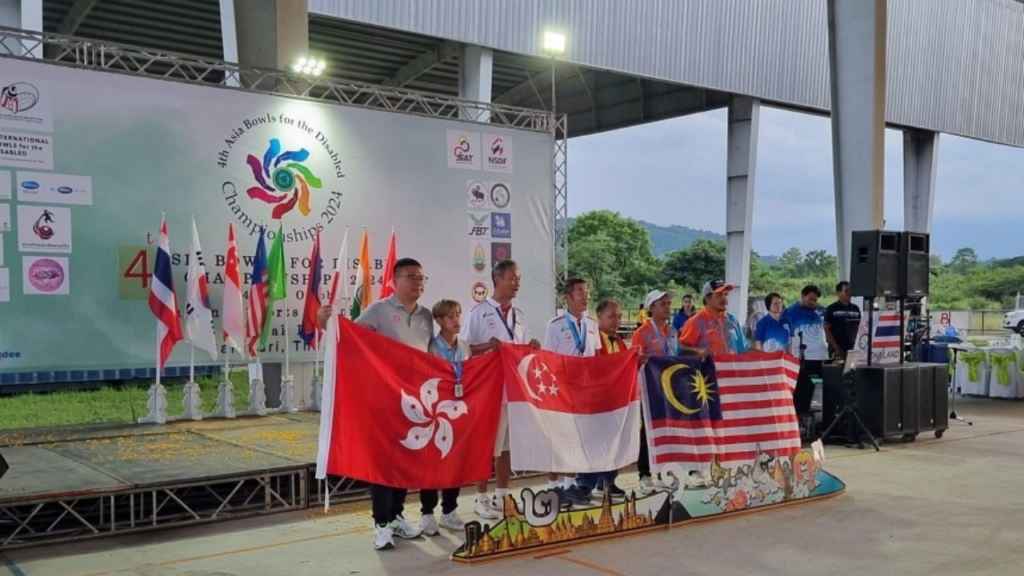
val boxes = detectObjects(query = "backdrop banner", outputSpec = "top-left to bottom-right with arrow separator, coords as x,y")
0,59 -> 555,373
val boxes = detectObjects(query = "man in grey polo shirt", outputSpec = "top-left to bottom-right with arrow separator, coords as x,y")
318,257 -> 434,551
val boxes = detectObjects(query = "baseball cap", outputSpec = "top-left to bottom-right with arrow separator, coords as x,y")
644,289 -> 675,311
702,279 -> 734,297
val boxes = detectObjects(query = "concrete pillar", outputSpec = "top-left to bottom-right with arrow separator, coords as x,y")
233,0 -> 308,89
0,0 -> 43,57
827,0 -> 888,279
458,45 -> 493,122
725,96 -> 760,324
903,129 -> 939,234
219,0 -> 240,86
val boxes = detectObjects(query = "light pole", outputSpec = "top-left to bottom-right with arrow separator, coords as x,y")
542,31 -> 566,116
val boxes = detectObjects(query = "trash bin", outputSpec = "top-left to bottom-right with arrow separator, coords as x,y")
915,342 -> 950,365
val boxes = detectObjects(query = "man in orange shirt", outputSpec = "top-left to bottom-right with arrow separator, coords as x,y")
631,289 -> 678,494
679,279 -> 749,357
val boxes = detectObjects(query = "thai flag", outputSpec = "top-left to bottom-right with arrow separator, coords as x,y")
872,313 -> 904,349
298,230 -> 323,347
246,227 -> 269,358
149,217 -> 183,371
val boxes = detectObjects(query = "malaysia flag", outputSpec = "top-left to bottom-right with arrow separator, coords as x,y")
149,216 -> 183,370
501,345 -> 641,473
643,352 -> 801,469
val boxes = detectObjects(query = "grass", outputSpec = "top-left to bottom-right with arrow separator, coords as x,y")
0,372 -> 252,430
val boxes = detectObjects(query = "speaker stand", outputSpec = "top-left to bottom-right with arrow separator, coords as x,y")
947,346 -> 974,426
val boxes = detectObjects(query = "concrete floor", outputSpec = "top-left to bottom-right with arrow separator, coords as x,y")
5,396 -> 1024,576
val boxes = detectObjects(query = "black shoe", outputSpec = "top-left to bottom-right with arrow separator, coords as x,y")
563,485 -> 591,506
598,483 -> 626,501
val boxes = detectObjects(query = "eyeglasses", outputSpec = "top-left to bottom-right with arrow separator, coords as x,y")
398,275 -> 428,283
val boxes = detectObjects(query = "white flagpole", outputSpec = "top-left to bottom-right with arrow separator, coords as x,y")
189,345 -> 195,383
155,329 -> 162,388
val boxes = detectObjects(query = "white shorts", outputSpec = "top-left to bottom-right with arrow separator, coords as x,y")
493,404 -> 510,457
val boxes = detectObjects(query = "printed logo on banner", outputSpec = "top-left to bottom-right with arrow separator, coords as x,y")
0,81 -> 53,132
471,242 -> 488,274
17,205 -> 71,253
483,134 -> 513,173
471,281 -> 489,303
0,203 -> 9,233
23,256 -> 68,295
489,183 -> 510,209
16,172 -> 92,205
468,211 -> 490,238
216,114 -> 346,238
447,130 -> 481,170
491,212 -> 512,239
467,180 -> 488,209
491,242 -> 512,263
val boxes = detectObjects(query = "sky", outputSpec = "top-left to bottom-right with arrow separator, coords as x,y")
567,106 -> 1024,261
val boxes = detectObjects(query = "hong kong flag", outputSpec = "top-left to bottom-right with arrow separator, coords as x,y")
501,345 -> 642,473
317,318 -> 505,489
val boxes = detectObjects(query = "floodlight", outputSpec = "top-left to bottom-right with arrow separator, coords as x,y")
543,31 -> 566,56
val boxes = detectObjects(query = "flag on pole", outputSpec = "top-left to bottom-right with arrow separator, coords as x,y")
350,228 -> 372,319
246,227 -> 269,358
316,227 -> 349,480
260,224 -> 287,348
502,345 -> 642,472
149,216 -> 183,370
222,222 -> 245,353
185,217 -> 218,360
298,230 -> 323,347
378,228 -> 396,300
328,227 -> 349,306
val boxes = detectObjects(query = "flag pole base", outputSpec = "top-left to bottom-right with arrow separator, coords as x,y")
248,378 -> 267,416
180,381 -> 204,421
137,383 -> 168,424
278,375 -> 298,413
309,377 -> 323,411
210,380 -> 236,418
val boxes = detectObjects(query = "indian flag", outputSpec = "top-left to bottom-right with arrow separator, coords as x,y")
350,228 -> 372,319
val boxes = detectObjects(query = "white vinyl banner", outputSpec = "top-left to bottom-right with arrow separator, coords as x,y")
0,58 -> 555,372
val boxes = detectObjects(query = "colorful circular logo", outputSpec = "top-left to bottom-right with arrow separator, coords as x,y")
28,258 -> 65,292
490,183 -> 510,209
245,138 -> 322,220
471,281 -> 489,303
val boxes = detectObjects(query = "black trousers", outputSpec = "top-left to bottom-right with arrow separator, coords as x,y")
370,484 -> 407,526
638,417 -> 652,479
420,488 -> 460,515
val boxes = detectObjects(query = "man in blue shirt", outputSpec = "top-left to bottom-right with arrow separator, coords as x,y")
672,294 -> 696,331
781,285 -> 825,414
754,293 -> 791,352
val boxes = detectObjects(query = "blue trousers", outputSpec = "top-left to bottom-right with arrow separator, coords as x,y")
577,470 -> 619,490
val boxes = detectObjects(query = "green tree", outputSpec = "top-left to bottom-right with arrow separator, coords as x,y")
567,210 -> 659,301
949,247 -> 978,274
662,238 -> 726,291
800,249 -> 837,278
778,247 -> 802,274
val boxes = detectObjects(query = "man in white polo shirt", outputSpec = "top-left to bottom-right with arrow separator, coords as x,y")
542,277 -> 599,507
460,259 -> 540,519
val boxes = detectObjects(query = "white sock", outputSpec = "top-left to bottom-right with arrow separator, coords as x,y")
476,491 -> 489,502
563,477 -> 576,490
495,488 -> 509,499
547,480 -> 559,489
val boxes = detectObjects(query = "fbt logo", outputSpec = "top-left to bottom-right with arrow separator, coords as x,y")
0,350 -> 22,362
468,211 -> 490,237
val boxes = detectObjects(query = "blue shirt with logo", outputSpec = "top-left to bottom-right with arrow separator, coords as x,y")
754,314 -> 792,353
782,303 -> 827,360
672,310 -> 693,331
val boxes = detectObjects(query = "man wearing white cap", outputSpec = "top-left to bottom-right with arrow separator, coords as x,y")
631,289 -> 678,494
679,279 -> 749,357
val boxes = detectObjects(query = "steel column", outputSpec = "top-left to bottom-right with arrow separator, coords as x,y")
458,44 -> 493,122
725,96 -> 760,324
903,129 -> 939,234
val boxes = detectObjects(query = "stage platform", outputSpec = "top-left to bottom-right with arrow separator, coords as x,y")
0,413 -> 367,550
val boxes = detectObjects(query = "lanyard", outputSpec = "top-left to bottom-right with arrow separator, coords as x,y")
493,305 -> 517,341
434,337 -> 463,384
653,323 -> 677,356
602,332 -> 620,354
565,314 -> 587,355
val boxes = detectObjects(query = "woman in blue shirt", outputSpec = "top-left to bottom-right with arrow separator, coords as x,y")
754,292 -> 792,352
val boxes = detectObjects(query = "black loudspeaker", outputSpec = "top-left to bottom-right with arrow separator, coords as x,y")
850,230 -> 901,298
0,452 -> 7,481
900,232 -> 930,297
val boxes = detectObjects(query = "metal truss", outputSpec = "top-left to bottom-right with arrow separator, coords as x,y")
312,475 -> 371,506
0,467 -> 306,549
0,23 -> 569,291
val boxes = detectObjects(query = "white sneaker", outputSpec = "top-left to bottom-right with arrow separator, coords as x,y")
390,515 -> 423,539
490,494 -> 505,511
475,497 -> 500,520
373,525 -> 395,550
685,472 -> 710,489
419,513 -> 439,536
439,511 -> 466,531
637,476 -> 657,495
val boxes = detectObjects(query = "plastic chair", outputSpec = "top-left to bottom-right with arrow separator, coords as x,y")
987,348 -> 1021,399
955,349 -> 990,396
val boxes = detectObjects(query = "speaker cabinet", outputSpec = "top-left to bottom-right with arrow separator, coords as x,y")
855,366 -> 904,438
850,230 -> 901,298
900,232 -> 930,297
